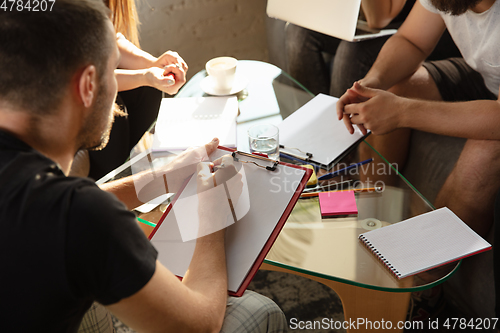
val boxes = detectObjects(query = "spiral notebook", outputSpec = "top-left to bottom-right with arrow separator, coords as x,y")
358,207 -> 491,279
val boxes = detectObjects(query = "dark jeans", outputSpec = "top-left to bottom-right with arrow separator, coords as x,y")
88,86 -> 162,181
285,24 -> 461,98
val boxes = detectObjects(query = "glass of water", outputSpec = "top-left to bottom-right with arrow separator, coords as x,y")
247,124 -> 279,160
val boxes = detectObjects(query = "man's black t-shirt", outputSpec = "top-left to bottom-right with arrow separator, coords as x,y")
0,130 -> 158,332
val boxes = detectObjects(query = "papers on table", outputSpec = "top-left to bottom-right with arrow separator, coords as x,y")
278,94 -> 369,169
152,96 -> 238,153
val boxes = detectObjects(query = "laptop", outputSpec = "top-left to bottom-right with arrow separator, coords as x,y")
266,0 -> 397,42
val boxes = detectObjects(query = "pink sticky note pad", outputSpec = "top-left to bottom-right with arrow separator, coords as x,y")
318,190 -> 358,217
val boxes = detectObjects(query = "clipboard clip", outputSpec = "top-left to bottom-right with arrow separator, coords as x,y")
232,151 -> 279,171
279,145 -> 313,161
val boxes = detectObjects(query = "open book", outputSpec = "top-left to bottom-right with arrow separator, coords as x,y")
358,207 -> 491,279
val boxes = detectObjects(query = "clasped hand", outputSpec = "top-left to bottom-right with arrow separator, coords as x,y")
336,81 -> 406,135
152,50 -> 188,95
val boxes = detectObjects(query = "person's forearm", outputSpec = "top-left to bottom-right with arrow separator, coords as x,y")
99,171 -> 168,210
182,229 -> 227,329
99,164 -> 196,210
117,34 -> 157,70
361,0 -> 406,29
363,34 -> 428,90
115,69 -> 148,92
401,99 -> 500,140
99,174 -> 146,210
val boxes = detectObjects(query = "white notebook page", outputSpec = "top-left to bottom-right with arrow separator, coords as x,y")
359,207 -> 491,279
278,94 -> 367,166
151,149 -> 306,292
152,96 -> 237,151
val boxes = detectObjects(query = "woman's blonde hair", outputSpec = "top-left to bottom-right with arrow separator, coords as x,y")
106,0 -> 140,46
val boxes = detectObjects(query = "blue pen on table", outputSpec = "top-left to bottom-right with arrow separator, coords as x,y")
279,152 -> 319,173
318,158 -> 373,181
279,152 -> 308,163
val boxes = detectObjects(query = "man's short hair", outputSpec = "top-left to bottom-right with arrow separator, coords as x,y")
0,0 -> 112,115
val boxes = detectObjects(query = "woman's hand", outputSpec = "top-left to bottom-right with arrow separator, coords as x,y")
154,50 -> 188,72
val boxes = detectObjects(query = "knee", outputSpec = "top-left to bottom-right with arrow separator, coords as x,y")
387,66 -> 439,100
222,290 -> 288,333
461,140 -> 500,176
285,23 -> 308,48
388,76 -> 416,98
452,139 -> 500,189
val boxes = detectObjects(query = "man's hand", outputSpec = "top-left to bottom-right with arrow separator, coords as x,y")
196,155 -> 243,207
212,155 -> 243,207
337,78 -> 382,134
340,82 -> 407,136
195,156 -> 243,239
161,138 -> 220,193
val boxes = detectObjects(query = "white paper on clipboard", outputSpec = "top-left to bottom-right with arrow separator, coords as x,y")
279,94 -> 369,168
149,148 -> 310,295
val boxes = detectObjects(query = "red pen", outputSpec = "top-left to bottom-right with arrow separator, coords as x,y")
251,152 -> 268,158
164,73 -> 175,85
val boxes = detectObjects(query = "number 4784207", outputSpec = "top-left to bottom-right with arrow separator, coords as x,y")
1,0 -> 56,12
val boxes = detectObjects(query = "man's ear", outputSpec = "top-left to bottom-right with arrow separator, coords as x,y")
78,65 -> 97,108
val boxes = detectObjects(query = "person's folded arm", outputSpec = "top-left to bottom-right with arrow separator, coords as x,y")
116,33 -> 157,70
116,33 -> 188,73
362,1 -> 446,90
337,1 -> 446,132
115,63 -> 186,94
361,0 -> 407,29
341,82 -> 500,140
399,98 -> 500,140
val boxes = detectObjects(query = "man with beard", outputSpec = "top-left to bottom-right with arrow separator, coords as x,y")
0,1 -> 287,332
336,0 -> 500,238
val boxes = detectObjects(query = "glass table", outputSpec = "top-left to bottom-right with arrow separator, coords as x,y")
99,60 -> 459,332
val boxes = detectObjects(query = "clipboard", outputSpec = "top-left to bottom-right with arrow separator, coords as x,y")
278,94 -> 371,170
148,146 -> 312,296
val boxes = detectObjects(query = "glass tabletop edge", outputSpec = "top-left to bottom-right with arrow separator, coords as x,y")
262,258 -> 461,293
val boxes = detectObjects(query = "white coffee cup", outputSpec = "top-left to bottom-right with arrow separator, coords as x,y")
206,56 -> 237,91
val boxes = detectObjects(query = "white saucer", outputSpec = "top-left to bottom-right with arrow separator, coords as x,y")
200,75 -> 248,96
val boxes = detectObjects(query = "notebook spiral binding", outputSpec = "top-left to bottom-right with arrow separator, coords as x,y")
358,234 -> 402,278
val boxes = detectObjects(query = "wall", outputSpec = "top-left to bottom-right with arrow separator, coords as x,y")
137,0 -> 269,79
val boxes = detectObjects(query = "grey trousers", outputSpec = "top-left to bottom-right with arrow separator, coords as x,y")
78,290 -> 288,333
